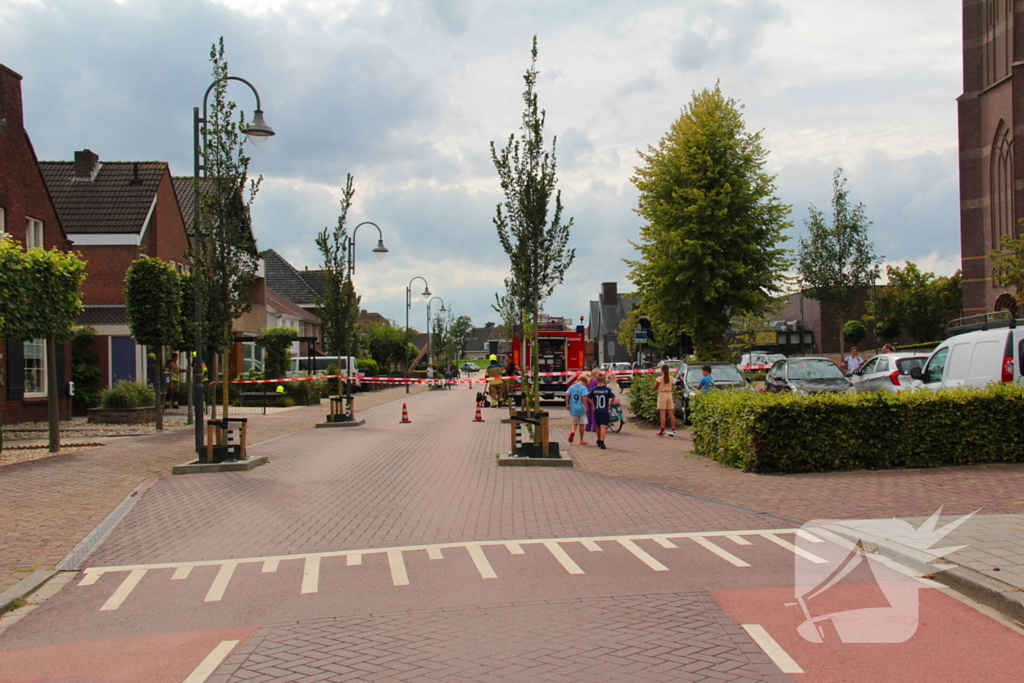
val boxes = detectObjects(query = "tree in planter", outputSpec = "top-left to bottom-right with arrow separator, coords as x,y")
797,169 -> 881,354
257,326 -> 297,380
315,174 -> 361,359
0,238 -> 87,453
491,37 -> 575,413
125,257 -> 181,431
627,83 -> 792,360
176,272 -> 197,425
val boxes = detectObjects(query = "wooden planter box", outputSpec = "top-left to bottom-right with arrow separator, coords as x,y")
87,406 -> 155,424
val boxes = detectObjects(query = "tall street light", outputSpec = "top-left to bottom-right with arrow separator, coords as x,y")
405,276 -> 430,393
427,296 -> 446,366
343,221 -> 388,421
192,76 -> 275,458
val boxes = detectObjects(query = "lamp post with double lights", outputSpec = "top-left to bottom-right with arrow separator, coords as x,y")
426,296 -> 446,367
342,221 -> 388,420
191,76 -> 275,458
405,277 -> 431,393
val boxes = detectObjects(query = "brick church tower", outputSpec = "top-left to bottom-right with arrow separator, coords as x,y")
959,0 -> 1022,316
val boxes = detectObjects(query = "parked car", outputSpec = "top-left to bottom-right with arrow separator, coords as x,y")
600,362 -> 634,386
460,362 -> 480,374
654,359 -> 683,375
910,324 -> 1024,390
287,355 -> 362,388
850,353 -> 928,393
737,352 -> 787,373
765,358 -> 853,394
673,361 -> 753,423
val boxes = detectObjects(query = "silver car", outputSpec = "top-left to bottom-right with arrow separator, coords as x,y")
850,353 -> 928,393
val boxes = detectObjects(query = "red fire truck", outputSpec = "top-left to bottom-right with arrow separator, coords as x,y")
511,318 -> 587,401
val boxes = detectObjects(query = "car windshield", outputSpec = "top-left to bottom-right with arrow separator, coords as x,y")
686,365 -> 745,384
657,360 -> 682,370
786,360 -> 844,380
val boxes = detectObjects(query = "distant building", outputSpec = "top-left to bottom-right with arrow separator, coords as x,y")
588,282 -> 637,365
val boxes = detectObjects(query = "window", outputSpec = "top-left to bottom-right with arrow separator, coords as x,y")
0,207 -> 6,236
859,359 -> 877,375
924,347 -> 949,384
24,339 -> 46,397
25,218 -> 44,249
874,358 -> 889,373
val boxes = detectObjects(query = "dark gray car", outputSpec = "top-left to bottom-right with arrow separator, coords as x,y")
673,362 -> 752,423
765,358 -> 852,394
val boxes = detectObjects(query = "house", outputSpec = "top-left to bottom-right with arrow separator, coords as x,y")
259,287 -> 320,371
0,65 -> 74,424
39,151 -> 191,391
588,282 -> 638,365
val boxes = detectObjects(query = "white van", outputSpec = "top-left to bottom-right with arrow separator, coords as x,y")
287,355 -> 361,384
910,326 -> 1023,390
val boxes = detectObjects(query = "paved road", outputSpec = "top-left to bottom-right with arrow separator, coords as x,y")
1,389 -> 1022,682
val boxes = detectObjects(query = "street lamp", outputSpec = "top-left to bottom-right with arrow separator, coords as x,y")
427,296 -> 446,366
192,75 -> 275,458
405,276 -> 430,393
343,222 -> 387,421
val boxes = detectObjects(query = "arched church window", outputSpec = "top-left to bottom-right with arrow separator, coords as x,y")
991,121 -> 1014,250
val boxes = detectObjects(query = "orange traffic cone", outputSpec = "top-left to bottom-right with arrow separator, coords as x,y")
473,406 -> 484,423
400,403 -> 411,424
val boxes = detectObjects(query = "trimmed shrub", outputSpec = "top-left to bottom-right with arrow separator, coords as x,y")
627,373 -> 660,421
691,384 -> 1024,473
286,379 -> 322,405
358,358 -> 379,376
100,381 -> 156,409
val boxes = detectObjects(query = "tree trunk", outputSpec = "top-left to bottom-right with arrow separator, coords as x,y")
155,345 -> 164,432
222,350 -> 230,422
47,337 -> 60,453
531,299 -> 540,414
210,353 -> 218,420
186,352 -> 194,426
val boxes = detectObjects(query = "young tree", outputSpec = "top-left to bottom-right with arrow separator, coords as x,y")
124,257 -> 181,431
797,169 -> 881,353
0,239 -> 87,452
872,262 -> 962,343
448,315 -> 473,360
491,37 -> 575,411
627,83 -> 792,360
257,327 -> 297,379
315,174 -> 361,359
365,322 -> 410,372
843,320 -> 868,347
990,233 -> 1024,308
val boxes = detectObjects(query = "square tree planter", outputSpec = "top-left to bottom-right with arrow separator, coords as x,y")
88,406 -> 155,424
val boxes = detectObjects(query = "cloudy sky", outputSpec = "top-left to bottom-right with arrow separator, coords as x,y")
1,0 -> 963,328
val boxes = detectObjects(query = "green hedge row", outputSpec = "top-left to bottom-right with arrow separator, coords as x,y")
691,384 -> 1024,473
627,373 -> 674,421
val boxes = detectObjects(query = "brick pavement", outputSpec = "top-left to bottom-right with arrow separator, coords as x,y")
0,386 -> 426,592
207,594 -> 792,683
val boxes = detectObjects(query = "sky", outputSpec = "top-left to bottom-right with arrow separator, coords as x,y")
0,0 -> 964,329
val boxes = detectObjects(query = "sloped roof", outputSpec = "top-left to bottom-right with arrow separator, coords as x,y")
298,269 -> 328,298
78,305 -> 127,326
39,161 -> 165,234
172,177 -> 200,236
261,249 -> 320,305
266,287 -> 318,323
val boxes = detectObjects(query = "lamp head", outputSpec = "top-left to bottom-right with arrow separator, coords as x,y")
372,238 -> 388,259
244,109 -> 275,147
422,287 -> 431,297
440,305 -> 447,313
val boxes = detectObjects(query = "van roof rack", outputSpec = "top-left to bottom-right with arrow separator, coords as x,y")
945,311 -> 1022,336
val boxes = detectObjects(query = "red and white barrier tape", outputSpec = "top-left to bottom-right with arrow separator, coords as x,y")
226,367 -> 668,386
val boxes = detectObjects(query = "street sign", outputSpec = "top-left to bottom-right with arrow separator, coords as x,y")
755,330 -> 777,345
634,328 -> 647,342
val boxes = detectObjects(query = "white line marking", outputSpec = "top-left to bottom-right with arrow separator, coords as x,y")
427,547 -> 443,560
544,541 -> 584,575
301,556 -> 320,594
795,529 -> 825,543
726,534 -> 753,546
653,536 -> 678,549
172,566 -> 193,580
505,542 -> 525,555
78,571 -> 101,586
204,562 -> 238,602
388,550 -> 409,586
100,569 -> 147,611
347,554 -> 362,566
617,539 -> 669,571
467,544 -> 498,579
741,624 -> 803,674
692,536 -> 751,568
763,533 -> 829,564
261,559 -> 278,573
580,540 -> 603,552
182,639 -> 240,683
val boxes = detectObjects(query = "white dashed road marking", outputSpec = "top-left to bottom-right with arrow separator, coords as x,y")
741,624 -> 804,674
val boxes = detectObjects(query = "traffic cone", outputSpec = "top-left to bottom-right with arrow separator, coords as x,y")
400,403 -> 411,424
473,406 -> 484,423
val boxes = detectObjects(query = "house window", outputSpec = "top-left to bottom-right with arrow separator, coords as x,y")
25,218 -> 44,249
0,207 -> 6,236
24,339 -> 47,397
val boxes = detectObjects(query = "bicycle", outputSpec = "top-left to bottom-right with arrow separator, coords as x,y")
607,400 -> 625,433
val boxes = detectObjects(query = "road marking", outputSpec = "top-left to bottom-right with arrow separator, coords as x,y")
427,546 -> 444,560
741,624 -> 804,674
505,542 -> 525,555
653,536 -> 678,549
388,550 -> 409,586
795,529 -> 825,543
580,540 -> 603,552
347,553 -> 362,566
544,541 -> 584,575
617,539 -> 668,571
692,536 -> 751,568
261,559 -> 278,573
726,534 -> 753,546
763,533 -> 828,564
467,544 -> 498,579
204,562 -> 238,602
78,572 -> 102,586
182,639 -> 239,683
301,556 -> 320,594
172,566 -> 193,580
100,569 -> 147,611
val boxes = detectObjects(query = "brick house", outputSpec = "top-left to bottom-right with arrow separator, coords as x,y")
0,65 -> 74,424
39,151 -> 191,392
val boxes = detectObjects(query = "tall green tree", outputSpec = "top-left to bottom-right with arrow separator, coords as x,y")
797,168 -> 881,353
365,322 -> 410,372
448,315 -> 473,360
124,257 -> 181,431
871,262 -> 962,343
315,174 -> 361,358
491,37 -> 575,410
257,326 -> 297,379
0,238 -> 87,452
627,83 -> 792,360
990,233 -> 1024,309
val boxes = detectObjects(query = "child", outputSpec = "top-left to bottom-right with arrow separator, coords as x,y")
654,363 -> 676,437
698,364 -> 715,392
588,374 -> 616,450
565,375 -> 591,445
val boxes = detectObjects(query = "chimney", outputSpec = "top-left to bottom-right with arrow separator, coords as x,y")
0,65 -> 25,136
128,162 -> 142,186
601,282 -> 618,306
74,149 -> 99,180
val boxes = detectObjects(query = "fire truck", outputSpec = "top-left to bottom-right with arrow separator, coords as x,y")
511,317 -> 587,401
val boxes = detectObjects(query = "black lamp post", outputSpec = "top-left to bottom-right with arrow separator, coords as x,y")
343,221 -> 387,420
405,276 -> 430,393
192,76 -> 274,457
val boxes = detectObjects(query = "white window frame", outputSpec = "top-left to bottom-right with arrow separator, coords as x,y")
0,207 -> 6,236
24,338 -> 47,398
25,217 -> 44,249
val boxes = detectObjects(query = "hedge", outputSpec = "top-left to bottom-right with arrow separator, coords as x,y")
627,373 -> 665,421
101,381 -> 156,409
691,384 -> 1024,473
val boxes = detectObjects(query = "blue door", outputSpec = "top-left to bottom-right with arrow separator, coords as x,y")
111,336 -> 136,384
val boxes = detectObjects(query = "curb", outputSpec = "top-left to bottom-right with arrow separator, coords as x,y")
0,570 -> 58,616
